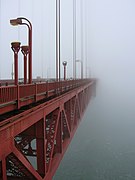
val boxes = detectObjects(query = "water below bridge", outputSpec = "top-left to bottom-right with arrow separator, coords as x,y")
54,78 -> 135,180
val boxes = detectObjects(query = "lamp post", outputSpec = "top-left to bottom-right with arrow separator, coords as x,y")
10,17 -> 32,84
75,59 -> 83,79
62,61 -> 67,80
11,42 -> 21,85
21,46 -> 29,84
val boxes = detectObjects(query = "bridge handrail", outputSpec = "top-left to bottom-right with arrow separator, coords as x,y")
0,85 -> 17,103
0,79 -> 92,114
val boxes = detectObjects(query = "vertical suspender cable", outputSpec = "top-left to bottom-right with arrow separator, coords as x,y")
73,0 -> 76,79
81,0 -> 83,79
56,0 -> 58,81
59,0 -> 61,82
56,0 -> 61,82
85,0 -> 88,78
18,1 -> 21,79
41,0 -> 44,79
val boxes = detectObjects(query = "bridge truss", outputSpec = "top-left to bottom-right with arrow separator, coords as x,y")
0,79 -> 95,180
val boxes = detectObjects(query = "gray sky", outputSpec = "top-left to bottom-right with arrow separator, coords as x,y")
0,0 -> 135,82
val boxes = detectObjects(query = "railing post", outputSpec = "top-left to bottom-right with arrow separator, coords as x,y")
35,83 -> 37,102
17,84 -> 20,109
64,80 -> 66,92
46,81 -> 48,98
59,81 -> 61,95
92,79 -> 96,97
55,81 -> 58,95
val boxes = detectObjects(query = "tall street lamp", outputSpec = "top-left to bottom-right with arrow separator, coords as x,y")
21,46 -> 29,84
75,59 -> 83,79
62,61 -> 67,80
11,42 -> 21,85
10,17 -> 32,84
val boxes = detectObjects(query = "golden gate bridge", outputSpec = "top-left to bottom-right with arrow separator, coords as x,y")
0,0 -> 96,179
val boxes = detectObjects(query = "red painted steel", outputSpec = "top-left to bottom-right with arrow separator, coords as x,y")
0,79 -> 91,115
0,79 -> 95,179
11,42 -> 21,85
21,46 -> 29,84
10,17 -> 32,84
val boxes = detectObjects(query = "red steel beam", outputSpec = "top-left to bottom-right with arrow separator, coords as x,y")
0,80 -> 95,179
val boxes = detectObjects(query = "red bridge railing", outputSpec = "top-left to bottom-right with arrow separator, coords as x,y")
0,79 -> 92,115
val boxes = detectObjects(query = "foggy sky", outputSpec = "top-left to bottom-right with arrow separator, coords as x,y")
0,0 -> 135,83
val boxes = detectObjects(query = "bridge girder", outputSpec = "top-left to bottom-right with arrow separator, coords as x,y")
0,80 -> 95,179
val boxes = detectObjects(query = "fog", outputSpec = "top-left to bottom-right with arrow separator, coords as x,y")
1,0 -> 135,179
0,0 -> 82,79
87,0 -> 135,137
55,1 -> 135,179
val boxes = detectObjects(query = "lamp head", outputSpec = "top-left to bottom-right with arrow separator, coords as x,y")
62,61 -> 67,66
10,18 -> 22,26
21,46 -> 30,56
11,42 -> 21,53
